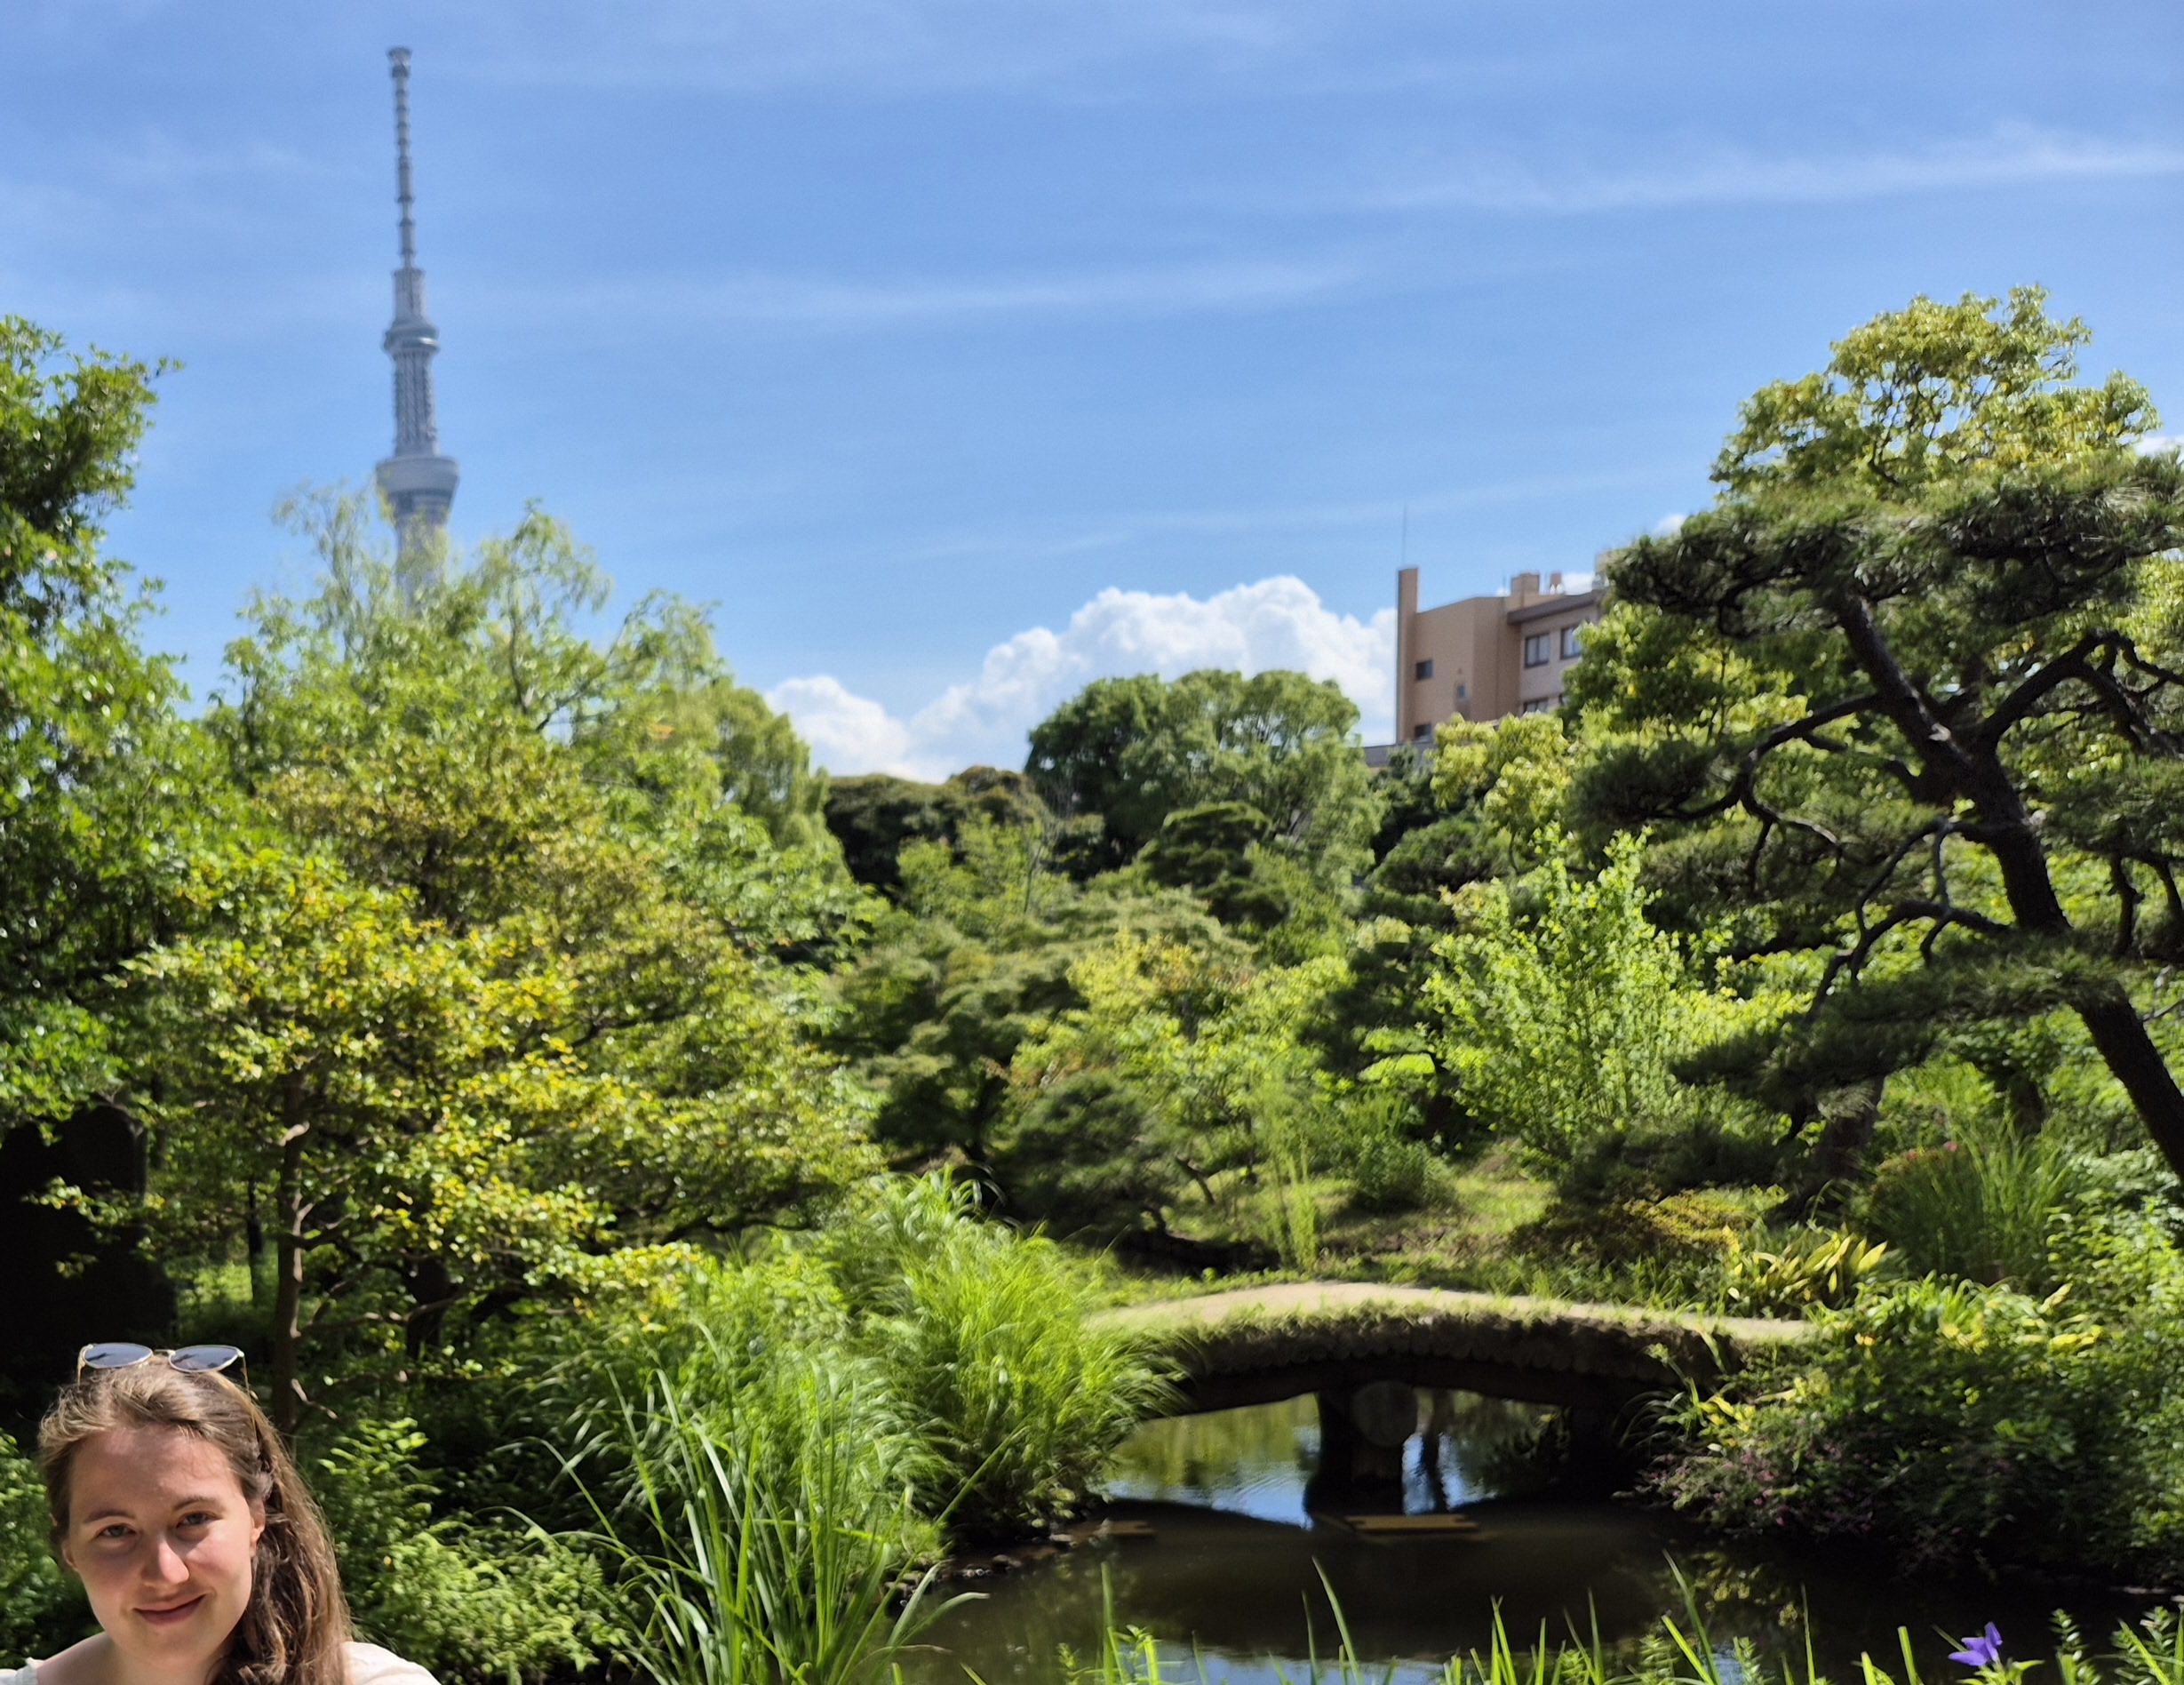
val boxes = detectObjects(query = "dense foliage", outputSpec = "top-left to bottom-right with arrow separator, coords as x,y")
4,283 -> 2184,1673
1656,1196 -> 2184,1580
1567,287 -> 2184,1177
0,318 -> 202,1123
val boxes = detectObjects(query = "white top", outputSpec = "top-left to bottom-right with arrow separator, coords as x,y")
1,1641 -> 439,1685
347,1643 -> 441,1685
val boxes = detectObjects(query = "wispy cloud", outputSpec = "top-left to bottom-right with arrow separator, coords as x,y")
461,0 -> 1338,96
1360,128 -> 2184,216
892,466 -> 1676,567
92,134 -> 315,189
490,256 -> 1360,333
0,132 -> 327,267
770,574 -> 1396,779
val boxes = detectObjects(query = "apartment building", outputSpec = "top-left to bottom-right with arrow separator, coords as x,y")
1391,566 -> 1603,745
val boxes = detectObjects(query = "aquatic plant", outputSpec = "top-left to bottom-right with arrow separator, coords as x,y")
819,1172 -> 1172,1535
579,1364 -> 957,1685
1059,1580 -> 2184,1685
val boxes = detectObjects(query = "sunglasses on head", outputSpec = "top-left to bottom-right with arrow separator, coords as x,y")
77,1342 -> 250,1388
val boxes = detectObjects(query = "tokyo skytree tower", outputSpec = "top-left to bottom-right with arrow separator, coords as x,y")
374,47 -> 459,551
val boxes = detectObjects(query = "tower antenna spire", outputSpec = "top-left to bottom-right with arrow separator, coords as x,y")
392,46 -> 417,268
375,44 -> 458,557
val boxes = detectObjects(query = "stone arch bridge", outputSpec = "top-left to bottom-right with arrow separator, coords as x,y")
1099,1283 -> 1811,1497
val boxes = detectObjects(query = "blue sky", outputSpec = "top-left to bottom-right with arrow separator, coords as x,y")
7,0 -> 2180,774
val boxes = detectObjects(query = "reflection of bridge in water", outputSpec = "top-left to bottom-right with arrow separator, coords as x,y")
1102,1282 -> 1811,1503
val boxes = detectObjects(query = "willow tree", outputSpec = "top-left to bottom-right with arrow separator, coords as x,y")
1569,289 -> 2184,1178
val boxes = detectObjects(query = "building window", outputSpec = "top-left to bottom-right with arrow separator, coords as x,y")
1412,722 -> 1434,740
1414,658 -> 1434,680
1559,624 -> 1583,660
1523,632 -> 1550,667
1520,695 -> 1557,715
1455,683 -> 1467,699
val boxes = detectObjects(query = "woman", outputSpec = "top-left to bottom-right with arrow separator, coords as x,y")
3,1351 -> 436,1685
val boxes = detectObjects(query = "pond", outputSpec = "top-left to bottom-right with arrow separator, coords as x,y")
918,1394 -> 2159,1685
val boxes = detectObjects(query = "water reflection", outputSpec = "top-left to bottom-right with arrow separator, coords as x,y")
1103,1393 -> 1553,1527
916,1393 -> 2156,1685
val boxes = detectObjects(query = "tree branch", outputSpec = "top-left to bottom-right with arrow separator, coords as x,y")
1970,634 -> 2107,753
1810,897 -> 2013,1013
1667,691 -> 1879,837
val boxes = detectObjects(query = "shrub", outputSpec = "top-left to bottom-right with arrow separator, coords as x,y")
1326,1091 -> 1449,1215
1521,1189 -> 1757,1267
1653,1253 -> 2184,1579
1856,1125 -> 2084,1288
314,1417 -> 616,1682
1422,834 -> 1773,1178
0,1432 -> 88,1661
420,1175 -> 1162,1578
1556,1109 -> 1789,1204
1718,1228 -> 1893,1317
820,1174 -> 1170,1536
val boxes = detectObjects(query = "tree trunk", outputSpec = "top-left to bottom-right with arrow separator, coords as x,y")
1837,596 -> 2184,1185
1972,772 -> 2184,1177
1965,767 -> 2184,1176
270,1125 -> 308,1441
2077,993 -> 2184,1182
245,1183 -> 266,1308
1794,1076 -> 1884,1215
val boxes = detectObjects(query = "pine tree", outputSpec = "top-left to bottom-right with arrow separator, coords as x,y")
1568,289 -> 2184,1178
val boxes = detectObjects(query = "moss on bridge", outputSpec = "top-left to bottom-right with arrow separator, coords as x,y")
1102,1282 -> 1812,1415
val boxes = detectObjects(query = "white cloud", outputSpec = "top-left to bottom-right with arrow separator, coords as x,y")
463,0 -> 1339,96
1653,514 -> 1686,536
492,257 -> 1358,335
769,575 -> 1397,779
2136,435 -> 2183,458
767,674 -> 919,771
1362,128 -> 2184,216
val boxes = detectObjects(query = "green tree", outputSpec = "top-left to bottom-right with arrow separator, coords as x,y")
1430,711 -> 1574,867
1000,930 -> 1339,1234
1418,835 -> 1753,1172
830,814 -> 1236,1163
111,499 -> 879,1428
133,847 -> 621,1434
0,319 -> 203,1119
823,766 -> 1093,894
1025,669 -> 1383,882
230,489 -> 863,956
1306,731 -> 1526,1106
0,320 -> 214,1400
1569,289 -> 2184,1178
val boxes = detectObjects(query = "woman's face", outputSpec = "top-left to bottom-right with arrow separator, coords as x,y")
61,1425 -> 265,1682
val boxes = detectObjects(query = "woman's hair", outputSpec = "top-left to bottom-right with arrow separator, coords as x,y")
38,1364 -> 351,1685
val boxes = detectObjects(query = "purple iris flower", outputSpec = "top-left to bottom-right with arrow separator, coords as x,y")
1949,1626 -> 2005,1669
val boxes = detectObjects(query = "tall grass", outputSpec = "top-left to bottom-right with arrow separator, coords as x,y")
1857,1123 -> 2083,1287
581,1362 -> 954,1685
1263,1137 -> 1322,1273
821,1174 -> 1171,1536
1057,1570 -> 2184,1685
